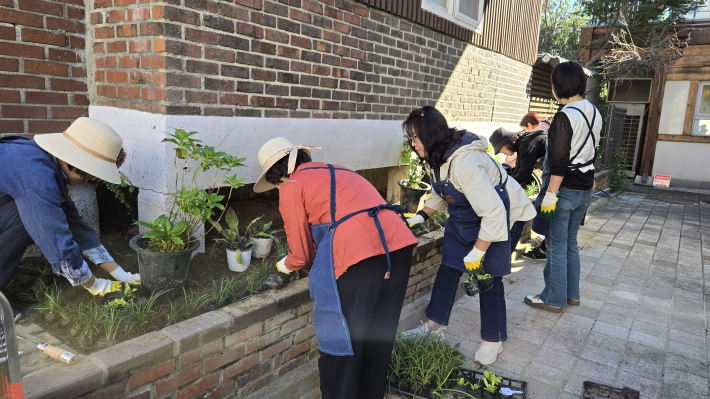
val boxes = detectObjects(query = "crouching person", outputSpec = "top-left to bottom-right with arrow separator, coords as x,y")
0,118 -> 140,320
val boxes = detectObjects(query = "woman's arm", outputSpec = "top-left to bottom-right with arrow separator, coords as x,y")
547,112 -> 573,191
279,182 -> 315,271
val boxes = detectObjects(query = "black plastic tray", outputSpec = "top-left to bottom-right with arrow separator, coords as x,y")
387,368 -> 527,399
583,381 -> 640,399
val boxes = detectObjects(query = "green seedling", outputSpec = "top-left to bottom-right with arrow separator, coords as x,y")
131,290 -> 168,330
31,283 -> 69,320
210,277 -> 233,306
182,288 -> 210,319
72,302 -> 102,344
245,272 -> 261,297
247,218 -> 284,242
167,299 -> 184,324
483,370 -> 502,393
102,305 -> 132,341
524,183 -> 540,197
273,239 -> 289,258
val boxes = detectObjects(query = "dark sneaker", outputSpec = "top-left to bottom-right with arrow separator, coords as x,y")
524,295 -> 563,313
522,247 -> 546,261
567,298 -> 580,306
12,309 -> 21,322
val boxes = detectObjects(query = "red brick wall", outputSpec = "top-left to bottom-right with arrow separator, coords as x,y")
0,0 -> 88,135
89,0 -> 532,121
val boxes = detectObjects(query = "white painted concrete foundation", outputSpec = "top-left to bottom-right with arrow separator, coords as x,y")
652,141 -> 710,183
89,106 -> 520,238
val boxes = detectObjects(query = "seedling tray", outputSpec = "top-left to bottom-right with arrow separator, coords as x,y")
387,368 -> 527,399
583,381 -> 640,399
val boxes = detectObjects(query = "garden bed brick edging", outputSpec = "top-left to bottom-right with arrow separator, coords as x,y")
22,231 -> 444,399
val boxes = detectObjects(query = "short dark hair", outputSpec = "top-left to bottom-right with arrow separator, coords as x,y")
504,131 -> 524,153
551,61 -> 587,100
265,150 -> 312,185
402,106 -> 463,168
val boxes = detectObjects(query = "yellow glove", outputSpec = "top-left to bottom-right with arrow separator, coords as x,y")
86,279 -> 123,296
463,246 -> 486,274
541,191 -> 558,221
276,256 -> 292,274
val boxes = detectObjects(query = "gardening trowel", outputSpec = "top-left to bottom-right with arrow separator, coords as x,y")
17,335 -> 77,365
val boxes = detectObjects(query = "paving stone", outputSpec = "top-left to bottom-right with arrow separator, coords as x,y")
614,370 -> 662,399
619,353 -> 665,380
663,367 -> 710,395
596,312 -> 633,329
664,352 -> 709,379
592,321 -> 630,340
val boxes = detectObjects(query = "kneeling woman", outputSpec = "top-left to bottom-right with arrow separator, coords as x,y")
405,107 -> 535,365
254,138 -> 418,399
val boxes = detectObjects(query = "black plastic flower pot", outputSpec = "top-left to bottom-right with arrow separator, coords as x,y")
478,277 -> 494,292
482,390 -> 496,399
461,279 -> 480,297
130,234 -> 201,301
398,180 -> 432,214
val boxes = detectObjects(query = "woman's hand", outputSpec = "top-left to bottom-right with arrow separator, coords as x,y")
541,191 -> 558,221
406,214 -> 425,227
463,246 -> 486,273
276,256 -> 292,274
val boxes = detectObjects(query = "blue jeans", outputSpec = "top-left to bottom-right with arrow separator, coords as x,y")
539,188 -> 591,307
510,220 -> 525,253
425,266 -> 507,342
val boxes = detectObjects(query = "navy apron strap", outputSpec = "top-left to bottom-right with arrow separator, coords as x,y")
566,107 -> 597,169
328,164 -> 336,224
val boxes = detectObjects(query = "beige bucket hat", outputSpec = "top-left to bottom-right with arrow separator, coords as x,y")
34,117 -> 123,184
254,137 -> 320,193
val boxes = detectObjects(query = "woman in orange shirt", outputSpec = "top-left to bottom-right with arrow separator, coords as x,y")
253,137 -> 417,399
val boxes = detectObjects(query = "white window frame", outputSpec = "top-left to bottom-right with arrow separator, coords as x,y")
692,81 -> 710,136
421,0 -> 485,33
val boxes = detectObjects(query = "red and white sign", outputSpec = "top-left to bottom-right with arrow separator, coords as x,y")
653,174 -> 671,187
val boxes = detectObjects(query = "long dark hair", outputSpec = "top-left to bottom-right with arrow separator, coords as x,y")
402,106 -> 463,168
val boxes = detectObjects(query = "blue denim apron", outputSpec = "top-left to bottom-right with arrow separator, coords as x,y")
434,154 -> 511,276
533,106 -> 597,234
298,164 -> 407,356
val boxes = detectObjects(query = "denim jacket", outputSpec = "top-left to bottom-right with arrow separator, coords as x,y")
0,137 -> 107,285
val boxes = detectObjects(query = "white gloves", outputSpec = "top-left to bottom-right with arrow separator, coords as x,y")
541,190 -> 559,221
86,278 -> 123,296
407,214 -> 425,227
277,256 -> 292,274
109,266 -> 141,285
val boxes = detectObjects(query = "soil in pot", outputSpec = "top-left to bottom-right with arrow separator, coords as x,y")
462,280 -> 480,297
398,180 -> 432,213
478,277 -> 494,292
130,234 -> 201,301
252,237 -> 273,258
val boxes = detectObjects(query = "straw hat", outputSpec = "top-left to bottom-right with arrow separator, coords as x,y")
254,137 -> 320,193
34,117 -> 123,184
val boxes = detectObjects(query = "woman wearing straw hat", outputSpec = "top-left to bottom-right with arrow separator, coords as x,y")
254,137 -> 417,399
0,117 -> 140,319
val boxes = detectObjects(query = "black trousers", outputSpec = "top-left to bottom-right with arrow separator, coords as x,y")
318,245 -> 414,399
0,200 -> 34,291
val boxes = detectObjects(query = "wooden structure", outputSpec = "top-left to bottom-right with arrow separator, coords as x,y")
356,0 -> 543,65
579,24 -> 710,186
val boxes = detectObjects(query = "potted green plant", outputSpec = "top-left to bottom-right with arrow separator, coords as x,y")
398,140 -> 431,213
248,218 -> 283,258
210,208 -> 256,272
130,129 -> 246,300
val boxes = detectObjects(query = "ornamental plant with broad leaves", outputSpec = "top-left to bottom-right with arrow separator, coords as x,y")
134,129 -> 246,252
210,208 -> 263,266
400,140 -> 426,189
247,217 -> 284,241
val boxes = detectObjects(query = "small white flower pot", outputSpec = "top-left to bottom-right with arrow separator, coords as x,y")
226,247 -> 252,272
252,237 -> 273,258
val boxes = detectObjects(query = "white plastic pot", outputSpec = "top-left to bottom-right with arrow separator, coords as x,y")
226,247 -> 252,272
252,237 -> 273,258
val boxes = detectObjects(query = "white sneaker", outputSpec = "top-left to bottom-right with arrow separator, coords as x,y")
402,321 -> 445,338
474,341 -> 503,365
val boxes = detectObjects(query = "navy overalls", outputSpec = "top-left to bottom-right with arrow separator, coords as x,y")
298,164 -> 408,356
425,151 -> 511,342
532,106 -> 596,234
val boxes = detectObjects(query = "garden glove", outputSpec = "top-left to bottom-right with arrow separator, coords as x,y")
86,278 -> 123,296
109,266 -> 141,285
541,190 -> 558,221
406,214 -> 425,227
276,257 -> 292,274
463,246 -> 486,274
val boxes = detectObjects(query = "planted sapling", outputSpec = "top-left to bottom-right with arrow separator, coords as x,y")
483,370 -> 502,394
131,290 -> 168,330
182,288 -> 210,319
210,277 -> 233,307
211,208 -> 256,267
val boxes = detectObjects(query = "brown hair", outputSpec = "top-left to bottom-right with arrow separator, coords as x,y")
68,148 -> 127,179
520,112 -> 545,128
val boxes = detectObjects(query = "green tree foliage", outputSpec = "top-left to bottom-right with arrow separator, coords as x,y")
538,0 -> 590,60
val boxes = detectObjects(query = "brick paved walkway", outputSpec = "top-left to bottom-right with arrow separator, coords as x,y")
441,189 -> 709,399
